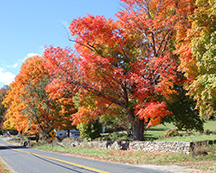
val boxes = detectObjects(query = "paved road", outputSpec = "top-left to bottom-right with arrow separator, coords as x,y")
0,138 -> 169,173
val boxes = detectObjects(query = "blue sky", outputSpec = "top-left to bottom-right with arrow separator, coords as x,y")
0,0 -> 121,88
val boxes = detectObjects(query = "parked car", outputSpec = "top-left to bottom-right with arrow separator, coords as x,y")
56,130 -> 67,138
55,129 -> 80,139
70,129 -> 80,139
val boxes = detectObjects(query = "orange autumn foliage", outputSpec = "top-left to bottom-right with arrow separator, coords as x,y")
3,56 -> 76,135
3,56 -> 46,133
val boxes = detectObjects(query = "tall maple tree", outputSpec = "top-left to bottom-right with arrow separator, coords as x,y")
177,0 -> 216,119
3,56 -> 76,139
44,0 -> 196,140
3,56 -> 50,135
3,56 -> 76,138
3,80 -> 29,133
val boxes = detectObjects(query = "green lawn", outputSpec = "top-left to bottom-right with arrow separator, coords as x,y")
156,134 -> 216,142
101,121 -> 216,141
146,121 -> 216,141
203,121 -> 216,131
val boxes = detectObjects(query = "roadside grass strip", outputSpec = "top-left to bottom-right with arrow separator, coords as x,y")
0,143 -> 109,173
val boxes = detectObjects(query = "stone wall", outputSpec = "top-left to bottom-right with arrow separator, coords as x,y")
68,140 -> 210,154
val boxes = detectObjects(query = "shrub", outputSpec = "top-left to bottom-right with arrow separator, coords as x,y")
191,143 -> 210,157
77,119 -> 102,141
164,84 -> 204,133
159,129 -> 181,138
204,129 -> 212,135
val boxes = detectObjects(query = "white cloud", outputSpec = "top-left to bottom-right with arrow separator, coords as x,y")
12,63 -> 18,68
27,53 -> 40,57
0,68 -> 15,85
0,52 -> 42,87
19,53 -> 41,62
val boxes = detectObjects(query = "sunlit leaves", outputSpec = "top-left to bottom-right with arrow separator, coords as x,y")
177,0 -> 216,119
2,56 -> 50,133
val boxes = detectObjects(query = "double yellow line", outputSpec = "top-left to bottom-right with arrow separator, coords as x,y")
0,143 -> 109,173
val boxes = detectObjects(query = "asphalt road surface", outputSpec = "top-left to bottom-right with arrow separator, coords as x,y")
0,138 -> 170,173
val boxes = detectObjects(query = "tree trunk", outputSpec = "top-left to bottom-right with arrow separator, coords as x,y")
128,109 -> 144,141
67,130 -> 70,138
35,133 -> 39,143
132,118 -> 144,140
20,131 -> 24,144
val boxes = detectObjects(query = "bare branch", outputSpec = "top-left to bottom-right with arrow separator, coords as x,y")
68,38 -> 94,52
156,0 -> 162,16
147,31 -> 157,56
157,30 -> 171,56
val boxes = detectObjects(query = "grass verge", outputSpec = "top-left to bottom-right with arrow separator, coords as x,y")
0,157 -> 11,173
156,134 -> 216,142
34,145 -> 216,172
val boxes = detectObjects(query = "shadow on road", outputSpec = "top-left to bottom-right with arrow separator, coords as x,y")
0,143 -> 96,173
33,154 -> 93,173
0,145 -> 26,150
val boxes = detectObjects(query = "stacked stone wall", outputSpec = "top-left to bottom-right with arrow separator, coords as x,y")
68,140 -> 210,154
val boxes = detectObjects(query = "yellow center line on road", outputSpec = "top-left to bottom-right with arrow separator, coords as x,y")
0,143 -> 110,173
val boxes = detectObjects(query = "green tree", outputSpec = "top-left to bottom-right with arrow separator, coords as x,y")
100,109 -> 132,135
77,119 -> 102,140
164,84 -> 204,132
178,0 -> 216,119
